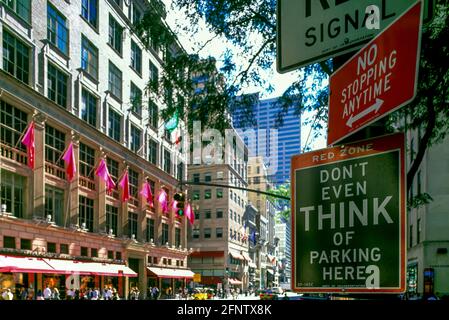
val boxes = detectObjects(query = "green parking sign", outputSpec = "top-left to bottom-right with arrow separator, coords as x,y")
291,133 -> 406,293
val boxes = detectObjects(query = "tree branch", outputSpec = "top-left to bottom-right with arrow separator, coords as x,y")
232,37 -> 275,86
248,8 -> 276,31
195,34 -> 220,54
407,101 -> 435,193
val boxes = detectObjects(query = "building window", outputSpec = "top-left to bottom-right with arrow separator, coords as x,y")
192,228 -> 200,239
45,125 -> 65,168
128,212 -> 138,238
108,250 -> 114,259
2,30 -> 30,84
130,83 -> 142,116
108,61 -> 122,100
204,210 -> 211,219
193,190 -> 200,201
3,236 -> 16,249
164,129 -> 171,142
204,228 -> 211,239
417,218 -> 422,244
204,173 -> 211,182
149,61 -> 159,90
193,174 -> 200,183
175,228 -> 181,247
91,248 -> 98,257
162,223 -> 169,245
146,218 -> 155,242
130,41 -> 142,74
81,246 -> 88,256
106,204 -> 118,236
194,210 -> 200,220
48,63 -> 68,107
47,4 -> 68,55
148,139 -> 158,165
116,252 -> 122,260
409,225 -> 413,248
217,171 -> 223,180
0,100 -> 27,151
163,149 -> 171,174
21,239 -> 31,250
0,170 -> 25,218
128,168 -> 139,198
81,0 -> 98,28
45,185 -> 64,226
130,125 -> 141,153
81,89 -> 97,127
3,0 -> 31,23
79,143 -> 95,179
106,158 -> 119,182
108,15 -> 123,54
60,244 -> 69,254
108,108 -> 121,142
130,2 -> 142,25
47,242 -> 57,253
81,36 -> 98,79
204,189 -> 211,200
216,209 -> 223,219
216,188 -> 223,198
148,100 -> 158,129
177,162 -> 184,181
79,196 -> 94,232
216,228 -> 223,238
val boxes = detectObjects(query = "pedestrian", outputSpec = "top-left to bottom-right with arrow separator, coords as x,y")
2,288 -> 14,300
36,290 -> 44,300
52,287 -> 60,300
43,285 -> 52,300
20,287 -> 28,300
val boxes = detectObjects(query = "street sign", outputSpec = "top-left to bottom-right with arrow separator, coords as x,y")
327,1 -> 422,146
277,0 -> 432,73
291,133 -> 406,293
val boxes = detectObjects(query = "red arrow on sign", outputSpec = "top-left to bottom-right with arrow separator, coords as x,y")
327,1 -> 422,146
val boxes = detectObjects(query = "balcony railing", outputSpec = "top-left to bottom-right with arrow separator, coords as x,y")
79,176 -> 96,191
45,161 -> 66,180
0,143 -> 27,166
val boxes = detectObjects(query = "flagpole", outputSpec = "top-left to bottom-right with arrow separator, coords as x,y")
14,121 -> 32,149
55,141 -> 72,164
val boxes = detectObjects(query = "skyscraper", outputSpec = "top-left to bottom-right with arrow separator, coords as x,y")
232,93 -> 301,185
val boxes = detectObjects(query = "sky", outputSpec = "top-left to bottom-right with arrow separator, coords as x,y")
161,0 -> 327,151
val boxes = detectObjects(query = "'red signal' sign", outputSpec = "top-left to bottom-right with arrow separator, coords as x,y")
327,1 -> 422,146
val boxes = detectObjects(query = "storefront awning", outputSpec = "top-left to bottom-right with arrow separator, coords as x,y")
0,255 -> 55,273
0,255 -> 137,277
229,251 -> 245,260
248,262 -> 257,268
228,278 -> 242,285
266,269 -> 274,275
44,259 -> 137,277
241,252 -> 251,262
147,267 -> 194,279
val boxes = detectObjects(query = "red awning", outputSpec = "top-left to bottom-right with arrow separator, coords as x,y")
44,259 -> 137,277
229,251 -> 245,260
228,278 -> 242,285
0,255 -> 55,273
147,267 -> 194,279
241,252 -> 251,262
0,255 -> 137,277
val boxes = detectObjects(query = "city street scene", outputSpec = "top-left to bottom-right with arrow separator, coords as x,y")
0,0 -> 448,304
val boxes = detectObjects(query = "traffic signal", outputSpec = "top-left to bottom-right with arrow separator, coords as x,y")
174,192 -> 186,216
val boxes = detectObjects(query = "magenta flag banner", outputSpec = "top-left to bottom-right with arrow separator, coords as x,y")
62,142 -> 76,182
95,159 -> 115,193
139,181 -> 154,207
158,189 -> 168,213
185,203 -> 194,225
21,121 -> 35,169
118,170 -> 130,202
